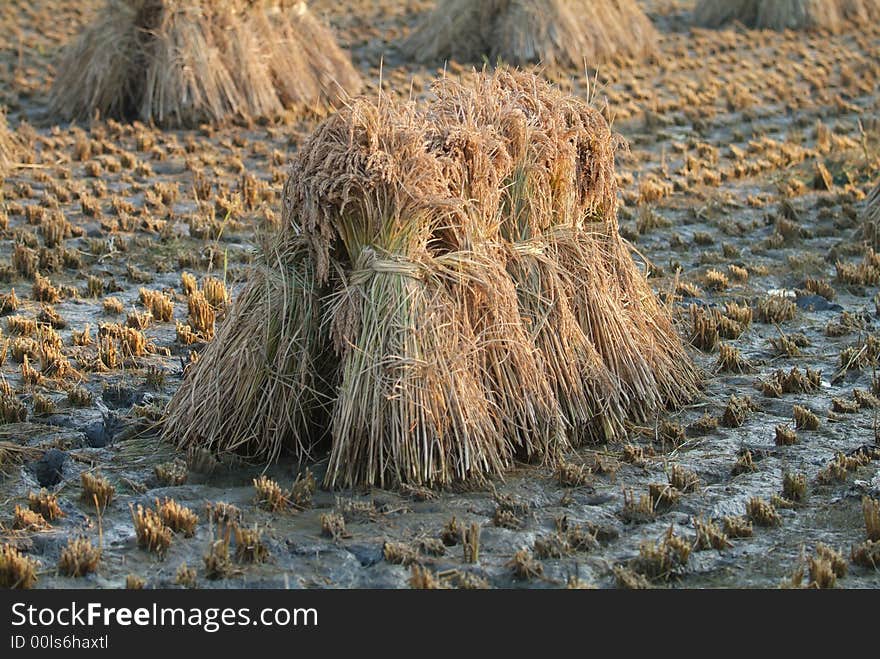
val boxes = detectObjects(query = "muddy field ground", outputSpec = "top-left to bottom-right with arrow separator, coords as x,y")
1,0 -> 879,589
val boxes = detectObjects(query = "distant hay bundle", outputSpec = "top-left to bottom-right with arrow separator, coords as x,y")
694,0 -> 880,31
49,0 -> 362,126
401,0 -> 658,67
164,68 -> 699,488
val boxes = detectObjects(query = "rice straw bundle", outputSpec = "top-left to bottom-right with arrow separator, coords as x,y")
164,235 -> 329,464
0,108 -> 18,180
694,0 -> 880,31
49,0 -> 361,126
285,98 -> 532,486
428,69 -> 698,434
401,0 -> 658,67
164,68 -> 699,488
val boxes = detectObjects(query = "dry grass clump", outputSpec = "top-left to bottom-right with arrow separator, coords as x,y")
80,471 -> 115,508
402,0 -> 657,66
630,526 -> 691,582
722,395 -> 753,428
408,565 -> 447,589
103,297 -> 124,314
507,548 -> 544,580
232,523 -> 269,563
763,367 -> 821,397
440,517 -> 461,547
804,277 -> 836,300
164,68 -> 699,488
126,574 -> 145,589
13,505 -> 49,531
793,405 -> 820,430
156,497 -> 198,536
320,512 -> 348,540
186,291 -> 215,340
694,0 -> 880,32
715,343 -> 752,373
746,496 -> 781,527
815,544 -> 847,580
0,289 -> 20,314
0,543 -> 39,589
831,396 -> 859,413
555,458 -> 592,487
205,501 -> 241,525
689,304 -> 720,351
732,448 -> 757,475
723,515 -> 753,538
383,541 -> 420,567
0,395 -> 28,424
659,420 -> 685,447
851,540 -> 880,568
648,483 -> 681,511
130,503 -> 173,556
688,413 -> 719,435
614,565 -> 652,589
694,516 -> 732,550
704,269 -> 729,291
49,0 -> 362,126
58,537 -> 101,577
620,488 -> 656,524
755,295 -> 796,323
461,522 -> 481,563
289,469 -> 315,509
817,451 -> 871,483
139,288 -> 174,322
783,472 -> 808,502
807,555 -> 836,588
668,464 -> 700,493
0,441 -> 40,472
204,526 -> 235,579
253,475 -> 287,512
154,459 -> 187,486
775,424 -> 798,446
28,489 -> 64,521
175,563 -> 197,588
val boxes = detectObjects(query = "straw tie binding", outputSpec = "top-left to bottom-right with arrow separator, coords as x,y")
349,248 -> 425,286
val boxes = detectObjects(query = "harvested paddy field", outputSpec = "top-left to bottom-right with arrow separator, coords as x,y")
1,0 -> 879,589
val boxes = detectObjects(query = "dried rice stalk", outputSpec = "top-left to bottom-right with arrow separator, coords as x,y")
402,0 -> 658,67
162,236 -> 329,464
50,0 -> 361,126
694,0 -> 880,32
0,108 -> 19,179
